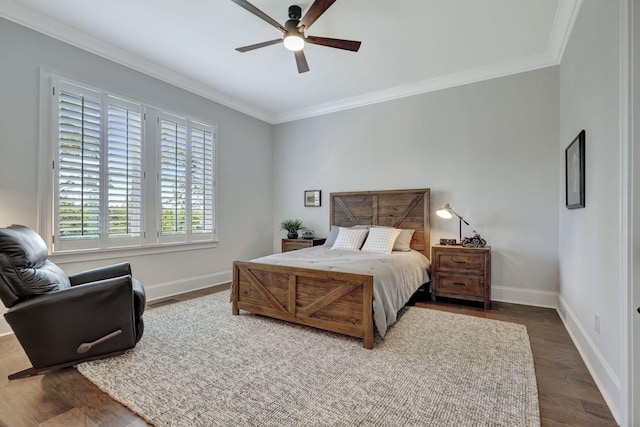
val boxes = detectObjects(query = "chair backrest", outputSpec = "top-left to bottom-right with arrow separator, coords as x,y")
0,225 -> 70,308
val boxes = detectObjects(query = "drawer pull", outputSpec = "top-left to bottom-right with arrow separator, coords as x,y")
453,282 -> 466,286
453,260 -> 466,264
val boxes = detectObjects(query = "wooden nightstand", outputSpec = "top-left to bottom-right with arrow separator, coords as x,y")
431,245 -> 492,309
281,238 -> 326,253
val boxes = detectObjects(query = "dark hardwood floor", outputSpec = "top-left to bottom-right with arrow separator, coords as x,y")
0,286 -> 617,426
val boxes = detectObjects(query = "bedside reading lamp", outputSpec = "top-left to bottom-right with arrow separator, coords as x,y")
436,203 -> 469,244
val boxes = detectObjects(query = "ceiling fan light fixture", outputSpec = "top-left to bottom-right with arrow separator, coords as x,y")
283,33 -> 304,51
231,0 -> 362,73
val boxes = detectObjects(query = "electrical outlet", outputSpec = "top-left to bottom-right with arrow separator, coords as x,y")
595,314 -> 600,335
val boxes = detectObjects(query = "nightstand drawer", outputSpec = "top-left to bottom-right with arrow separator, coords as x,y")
281,238 -> 326,253
285,241 -> 311,251
436,273 -> 484,297
436,252 -> 485,273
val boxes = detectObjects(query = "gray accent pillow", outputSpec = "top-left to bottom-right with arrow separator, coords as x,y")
393,229 -> 415,251
325,225 -> 340,247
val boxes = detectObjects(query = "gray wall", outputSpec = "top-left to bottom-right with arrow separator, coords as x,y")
0,4 -> 630,421
0,18 -> 274,309
558,0 -> 623,420
273,67 -> 560,307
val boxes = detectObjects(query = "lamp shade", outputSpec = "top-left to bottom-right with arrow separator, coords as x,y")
436,203 -> 469,243
436,203 -> 453,219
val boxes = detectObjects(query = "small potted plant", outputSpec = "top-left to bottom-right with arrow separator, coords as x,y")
280,219 -> 304,239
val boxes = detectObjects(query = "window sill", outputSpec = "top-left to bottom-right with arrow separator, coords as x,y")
50,240 -> 219,265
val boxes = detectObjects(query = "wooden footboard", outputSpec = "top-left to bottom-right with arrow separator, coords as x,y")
232,261 -> 374,349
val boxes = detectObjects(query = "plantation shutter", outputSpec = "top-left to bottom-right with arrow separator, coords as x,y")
55,83 -> 102,250
107,98 -> 143,245
159,115 -> 188,240
50,76 -> 217,252
190,124 -> 214,237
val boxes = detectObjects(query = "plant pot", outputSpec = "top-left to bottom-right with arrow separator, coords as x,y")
287,232 -> 298,239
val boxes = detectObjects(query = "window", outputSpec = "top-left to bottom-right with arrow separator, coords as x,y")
56,84 -> 102,248
107,100 -> 143,245
158,113 -> 215,243
51,78 -> 216,252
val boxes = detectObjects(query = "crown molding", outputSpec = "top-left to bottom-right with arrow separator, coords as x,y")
0,2 -> 275,124
273,0 -> 582,124
1,0 -> 581,125
547,0 -> 583,61
273,52 -> 559,124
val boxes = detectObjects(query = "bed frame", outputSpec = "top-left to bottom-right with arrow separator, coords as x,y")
232,188 -> 430,349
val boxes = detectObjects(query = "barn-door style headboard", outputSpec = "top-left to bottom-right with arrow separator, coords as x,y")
330,189 -> 431,259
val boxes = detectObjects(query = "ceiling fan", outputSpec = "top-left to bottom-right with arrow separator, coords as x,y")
231,0 -> 361,74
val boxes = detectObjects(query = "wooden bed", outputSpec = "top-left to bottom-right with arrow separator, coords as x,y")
232,188 -> 431,349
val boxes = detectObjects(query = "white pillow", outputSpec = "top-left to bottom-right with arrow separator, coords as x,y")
361,227 -> 402,254
331,227 -> 369,251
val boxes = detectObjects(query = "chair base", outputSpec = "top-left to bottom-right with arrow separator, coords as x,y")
8,350 -> 127,380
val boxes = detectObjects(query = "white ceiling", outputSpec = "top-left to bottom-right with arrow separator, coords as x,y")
1,0 -> 581,124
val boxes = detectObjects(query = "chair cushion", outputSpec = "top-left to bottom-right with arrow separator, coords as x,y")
0,225 -> 70,300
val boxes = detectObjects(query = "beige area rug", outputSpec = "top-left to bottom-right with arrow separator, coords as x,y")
78,291 -> 540,427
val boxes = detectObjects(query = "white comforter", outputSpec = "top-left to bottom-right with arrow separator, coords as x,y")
251,246 -> 431,337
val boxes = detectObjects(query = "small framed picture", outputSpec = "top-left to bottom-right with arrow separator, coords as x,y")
565,130 -> 585,209
304,190 -> 321,207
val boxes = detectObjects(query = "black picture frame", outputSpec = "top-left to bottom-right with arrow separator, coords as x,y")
565,130 -> 585,209
304,190 -> 321,207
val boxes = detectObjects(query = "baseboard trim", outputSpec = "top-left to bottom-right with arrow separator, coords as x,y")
0,270 -> 233,338
144,270 -> 232,301
557,295 -> 621,424
492,285 -> 558,308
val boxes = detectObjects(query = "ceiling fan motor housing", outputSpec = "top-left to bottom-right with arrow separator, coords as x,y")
288,5 -> 302,20
285,19 -> 300,33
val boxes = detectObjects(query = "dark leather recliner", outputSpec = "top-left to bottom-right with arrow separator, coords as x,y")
0,225 -> 145,379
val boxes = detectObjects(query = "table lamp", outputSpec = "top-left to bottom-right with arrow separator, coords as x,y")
436,203 -> 469,244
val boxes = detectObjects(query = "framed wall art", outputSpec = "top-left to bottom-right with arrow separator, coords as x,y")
304,190 -> 321,207
565,130 -> 585,209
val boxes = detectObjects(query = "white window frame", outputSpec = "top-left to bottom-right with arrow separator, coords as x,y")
40,72 -> 218,255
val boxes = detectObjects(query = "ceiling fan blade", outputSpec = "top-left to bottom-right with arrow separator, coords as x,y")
306,35 -> 361,52
294,50 -> 310,73
230,0 -> 286,33
298,0 -> 336,31
236,39 -> 282,52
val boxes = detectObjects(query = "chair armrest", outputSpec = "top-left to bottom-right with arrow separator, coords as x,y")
68,262 -> 132,286
5,276 -> 137,369
132,278 -> 146,315
72,273 -> 145,336
131,278 -> 146,341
